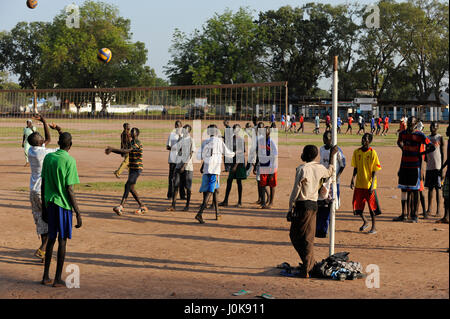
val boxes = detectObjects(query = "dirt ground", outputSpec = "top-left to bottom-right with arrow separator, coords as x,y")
0,120 -> 448,299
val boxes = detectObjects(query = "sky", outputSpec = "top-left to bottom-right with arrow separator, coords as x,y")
0,0 -> 375,88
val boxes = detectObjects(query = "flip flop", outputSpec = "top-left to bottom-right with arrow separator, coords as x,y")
258,293 -> 275,300
359,224 -> 369,232
232,289 -> 252,296
113,206 -> 123,216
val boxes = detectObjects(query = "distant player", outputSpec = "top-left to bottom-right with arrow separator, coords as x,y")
195,125 -> 235,224
113,123 -> 131,178
281,114 -> 286,130
350,133 -> 382,234
337,116 -> 342,134
325,113 -> 331,131
376,116 -> 382,135
167,124 -> 195,211
297,113 -> 305,133
22,119 -> 36,167
395,117 -> 435,222
370,115 -> 376,134
166,121 -> 184,200
345,115 -> 353,134
313,113 -> 320,135
425,122 -> 444,217
105,128 -> 148,216
381,114 -> 390,136
257,126 -> 278,209
357,115 -> 366,135
219,124 -> 246,207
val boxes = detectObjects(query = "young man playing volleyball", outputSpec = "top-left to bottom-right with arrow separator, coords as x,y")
350,133 -> 382,234
113,123 -> 131,178
27,115 -> 62,262
41,132 -> 82,287
105,127 -> 148,215
195,124 -> 235,224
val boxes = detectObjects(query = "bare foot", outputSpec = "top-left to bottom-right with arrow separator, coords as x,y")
359,223 -> 369,232
166,206 -> 175,211
183,206 -> 189,211
235,203 -> 242,208
195,214 -> 205,224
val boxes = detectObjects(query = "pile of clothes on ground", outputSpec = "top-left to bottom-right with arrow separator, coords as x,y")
278,252 -> 366,280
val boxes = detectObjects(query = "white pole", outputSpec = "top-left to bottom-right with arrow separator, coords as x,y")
330,56 -> 338,256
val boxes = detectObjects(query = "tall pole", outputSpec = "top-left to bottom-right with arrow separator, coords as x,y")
330,56 -> 338,256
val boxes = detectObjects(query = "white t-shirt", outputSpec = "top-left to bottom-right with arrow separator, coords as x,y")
319,146 -> 346,206
175,136 -> 196,171
166,130 -> 181,164
28,144 -> 59,193
197,136 -> 235,175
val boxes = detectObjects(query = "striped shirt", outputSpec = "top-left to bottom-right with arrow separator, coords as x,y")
129,139 -> 143,170
397,130 -> 431,169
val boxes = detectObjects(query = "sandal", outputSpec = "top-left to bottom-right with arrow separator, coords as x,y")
113,205 -> 123,216
135,206 -> 148,215
34,248 -> 45,259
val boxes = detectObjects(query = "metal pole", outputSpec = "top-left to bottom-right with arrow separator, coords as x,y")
330,56 -> 338,256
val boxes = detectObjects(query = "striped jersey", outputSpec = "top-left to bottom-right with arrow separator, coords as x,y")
397,130 -> 431,169
129,139 -> 143,170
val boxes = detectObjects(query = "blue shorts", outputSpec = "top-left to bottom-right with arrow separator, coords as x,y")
199,174 -> 220,193
47,202 -> 73,240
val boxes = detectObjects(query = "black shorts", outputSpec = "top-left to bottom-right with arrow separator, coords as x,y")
425,170 -> 441,189
174,170 -> 193,190
127,169 -> 141,185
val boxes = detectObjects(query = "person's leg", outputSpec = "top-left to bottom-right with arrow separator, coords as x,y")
268,186 -> 275,208
115,154 -> 129,177
435,187 -> 441,216
368,209 -> 377,233
410,190 -> 419,221
259,185 -> 266,208
237,179 -> 243,207
120,181 -> 131,207
183,171 -> 193,211
196,192 -> 212,224
129,184 -> 144,208
53,237 -> 67,287
219,176 -> 233,206
213,189 -> 220,220
168,171 -> 180,211
419,190 -> 427,218
289,201 -> 317,277
167,163 -> 176,199
42,236 -> 56,285
427,187 -> 434,215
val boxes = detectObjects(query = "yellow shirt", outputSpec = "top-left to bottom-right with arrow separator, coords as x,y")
351,148 -> 381,189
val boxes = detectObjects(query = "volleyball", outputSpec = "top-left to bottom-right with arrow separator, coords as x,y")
26,0 -> 38,9
97,48 -> 112,63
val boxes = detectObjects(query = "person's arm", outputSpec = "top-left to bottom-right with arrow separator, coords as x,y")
421,141 -> 436,156
200,162 -> 204,174
34,115 -> 51,145
350,168 -> 357,190
288,168 -> 304,212
105,146 -> 132,155
369,171 -> 376,193
67,185 -> 82,228
49,123 -> 63,135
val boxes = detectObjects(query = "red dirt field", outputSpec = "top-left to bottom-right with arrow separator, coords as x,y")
0,121 -> 448,299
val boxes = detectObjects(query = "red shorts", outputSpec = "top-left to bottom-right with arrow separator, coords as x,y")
281,121 -> 285,126
352,188 -> 381,215
259,172 -> 277,187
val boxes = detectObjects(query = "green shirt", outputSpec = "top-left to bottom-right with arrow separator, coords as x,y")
129,139 -> 143,170
42,149 -> 80,210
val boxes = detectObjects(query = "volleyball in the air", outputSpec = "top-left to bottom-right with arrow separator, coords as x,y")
97,48 -> 112,63
26,0 -> 38,9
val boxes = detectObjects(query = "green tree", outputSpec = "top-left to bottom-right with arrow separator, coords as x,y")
0,22 -> 50,89
165,7 -> 265,85
257,5 -> 331,98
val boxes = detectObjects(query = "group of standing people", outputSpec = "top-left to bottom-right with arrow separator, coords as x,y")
22,112 -> 448,285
